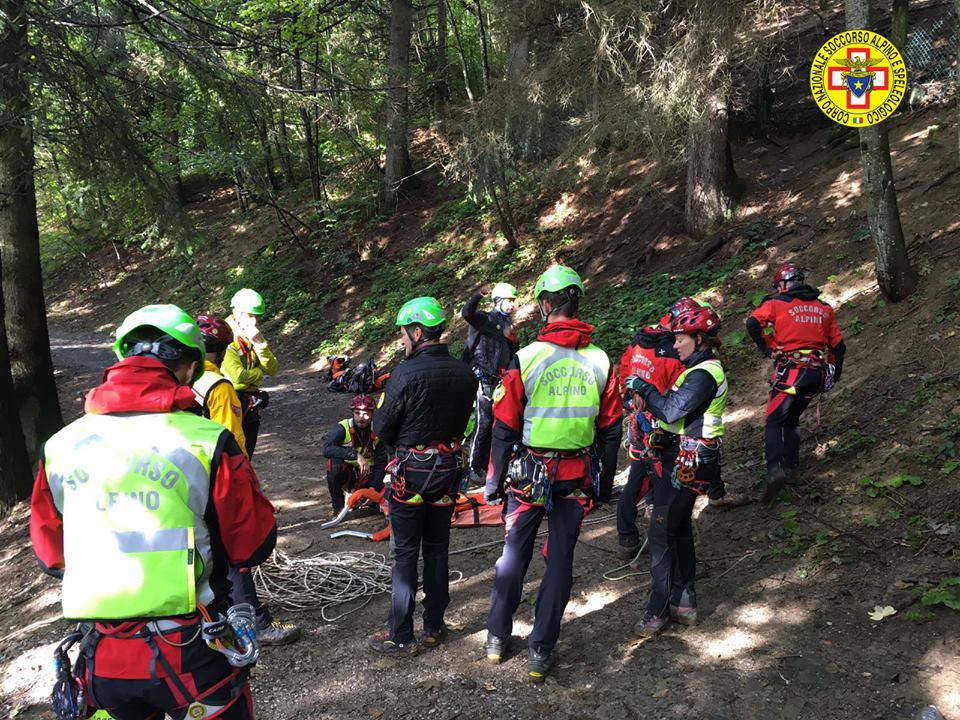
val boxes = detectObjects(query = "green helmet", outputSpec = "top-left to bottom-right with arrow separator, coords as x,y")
231,288 -> 266,316
491,282 -> 518,300
534,265 -> 584,299
396,297 -> 446,327
113,304 -> 206,381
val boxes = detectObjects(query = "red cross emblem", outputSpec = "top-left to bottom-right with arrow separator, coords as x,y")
827,47 -> 889,109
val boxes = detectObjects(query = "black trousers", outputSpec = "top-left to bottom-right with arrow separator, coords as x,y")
326,459 -> 363,512
764,363 -> 823,476
237,391 -> 262,459
616,457 -> 656,549
228,566 -> 272,628
387,452 -> 460,644
487,479 -> 588,654
645,449 -> 720,618
466,379 -> 494,477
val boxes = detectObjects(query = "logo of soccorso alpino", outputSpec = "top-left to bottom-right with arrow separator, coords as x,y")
187,703 -> 207,719
809,30 -> 907,127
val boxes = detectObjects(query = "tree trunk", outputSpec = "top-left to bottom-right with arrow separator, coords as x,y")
433,0 -> 450,116
684,90 -> 737,236
382,0 -> 414,207
450,4 -> 475,103
163,90 -> 186,204
294,49 -> 322,205
890,0 -> 909,52
846,0 -> 918,301
474,0 -> 491,94
0,0 -> 64,460
0,260 -> 32,515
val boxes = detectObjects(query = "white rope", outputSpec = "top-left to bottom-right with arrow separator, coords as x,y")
253,550 -> 392,622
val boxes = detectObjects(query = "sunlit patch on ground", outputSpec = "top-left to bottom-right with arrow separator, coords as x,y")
0,640 -> 59,707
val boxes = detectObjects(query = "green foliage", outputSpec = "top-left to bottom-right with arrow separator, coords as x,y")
921,578 -> 960,611
888,473 -> 924,489
861,515 -> 880,529
846,316 -> 863,336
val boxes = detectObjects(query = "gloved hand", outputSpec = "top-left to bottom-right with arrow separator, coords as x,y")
624,375 -> 653,397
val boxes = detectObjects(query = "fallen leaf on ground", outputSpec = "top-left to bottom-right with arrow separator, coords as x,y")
868,605 -> 897,621
483,681 -> 497,692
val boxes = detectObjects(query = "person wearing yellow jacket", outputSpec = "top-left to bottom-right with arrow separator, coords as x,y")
195,314 -> 247,456
222,288 -> 278,458
196,313 -> 300,646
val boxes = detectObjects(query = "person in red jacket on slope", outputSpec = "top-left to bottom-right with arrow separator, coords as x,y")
746,263 -> 846,503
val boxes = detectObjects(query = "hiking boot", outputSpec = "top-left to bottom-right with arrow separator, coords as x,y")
368,630 -> 418,658
420,624 -> 448,649
257,619 -> 301,646
761,467 -> 787,505
527,648 -> 555,683
669,605 -> 699,626
617,541 -> 642,561
485,632 -> 508,664
707,492 -> 752,511
633,613 -> 669,638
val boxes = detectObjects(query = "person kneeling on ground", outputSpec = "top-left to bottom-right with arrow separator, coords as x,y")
322,394 -> 386,515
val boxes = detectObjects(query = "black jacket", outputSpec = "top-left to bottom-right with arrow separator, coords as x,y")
460,291 -> 519,379
373,344 -> 478,449
639,348 -> 719,435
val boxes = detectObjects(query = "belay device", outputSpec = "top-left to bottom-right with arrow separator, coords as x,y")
200,603 -> 260,668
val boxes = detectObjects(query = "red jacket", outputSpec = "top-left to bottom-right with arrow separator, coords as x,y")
30,357 -> 277,592
486,319 -> 622,501
618,326 -> 685,395
748,285 -> 843,354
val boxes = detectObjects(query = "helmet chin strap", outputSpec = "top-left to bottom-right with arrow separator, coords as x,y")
404,325 -> 427,353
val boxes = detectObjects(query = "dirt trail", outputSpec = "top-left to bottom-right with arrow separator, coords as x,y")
1,328 -> 959,720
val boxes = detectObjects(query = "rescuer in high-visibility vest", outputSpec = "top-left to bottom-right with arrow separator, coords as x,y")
195,313 -> 301,647
322,394 -> 386,514
482,265 -> 622,682
625,305 -> 727,637
30,304 -> 277,720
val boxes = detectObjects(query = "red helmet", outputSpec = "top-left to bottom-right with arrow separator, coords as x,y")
773,262 -> 805,286
196,314 -> 233,347
350,394 -> 376,411
669,296 -> 700,319
672,306 -> 721,336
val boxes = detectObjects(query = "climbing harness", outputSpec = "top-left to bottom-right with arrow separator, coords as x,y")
670,436 -> 720,495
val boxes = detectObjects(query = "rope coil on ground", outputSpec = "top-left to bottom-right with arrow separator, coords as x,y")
253,550 -> 391,622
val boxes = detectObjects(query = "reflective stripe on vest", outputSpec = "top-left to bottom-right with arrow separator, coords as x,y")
43,411 -> 226,619
659,359 -> 727,438
192,370 -> 231,419
517,341 -> 610,450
